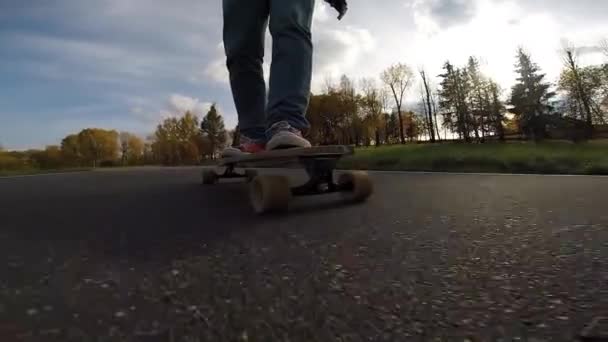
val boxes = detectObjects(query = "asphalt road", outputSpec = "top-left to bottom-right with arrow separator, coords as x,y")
1,167 -> 607,341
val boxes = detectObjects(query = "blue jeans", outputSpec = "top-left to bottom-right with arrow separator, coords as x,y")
223,0 -> 314,141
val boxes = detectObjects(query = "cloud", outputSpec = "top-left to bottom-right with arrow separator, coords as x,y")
167,94 -> 212,117
311,26 -> 376,89
412,0 -> 477,32
127,94 -> 213,125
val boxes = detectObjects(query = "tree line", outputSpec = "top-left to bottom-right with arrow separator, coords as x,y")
305,40 -> 608,145
0,105 -> 229,170
2,40 -> 607,171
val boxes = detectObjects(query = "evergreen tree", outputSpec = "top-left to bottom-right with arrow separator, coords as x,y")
509,48 -> 556,140
200,104 -> 227,159
438,61 -> 472,142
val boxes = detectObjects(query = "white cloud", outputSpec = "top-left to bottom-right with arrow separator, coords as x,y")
167,94 -> 212,117
311,26 -> 376,90
127,94 -> 213,125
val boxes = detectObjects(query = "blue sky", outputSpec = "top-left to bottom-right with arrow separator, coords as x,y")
1,0 -> 606,150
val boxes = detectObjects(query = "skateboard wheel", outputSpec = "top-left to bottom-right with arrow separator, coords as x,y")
244,169 -> 258,182
249,175 -> 291,214
337,171 -> 373,202
202,169 -> 219,185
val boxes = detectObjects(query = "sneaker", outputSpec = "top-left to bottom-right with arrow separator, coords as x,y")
221,135 -> 266,158
266,121 -> 312,150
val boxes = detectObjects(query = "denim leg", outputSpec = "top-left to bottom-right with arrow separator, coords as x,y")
223,0 -> 269,141
267,0 -> 314,132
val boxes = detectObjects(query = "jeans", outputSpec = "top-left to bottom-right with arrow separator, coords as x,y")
223,0 -> 314,141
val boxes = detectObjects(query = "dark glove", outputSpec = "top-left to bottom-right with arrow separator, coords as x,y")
324,0 -> 348,20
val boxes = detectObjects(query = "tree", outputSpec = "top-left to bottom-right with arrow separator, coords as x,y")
152,112 -> 204,165
119,132 -> 144,165
200,105 -> 227,159
379,88 -> 393,144
386,113 -> 399,144
561,45 -> 594,138
486,81 -> 506,141
120,132 -> 131,165
29,146 -> 63,169
76,129 -> 119,167
467,57 -> 488,142
559,45 -> 607,133
381,63 -> 414,144
601,39 -> 608,59
360,77 -> 384,146
61,134 -> 82,166
420,69 -> 436,142
438,61 -> 472,141
339,75 -> 362,146
403,111 -> 422,141
509,48 -> 556,140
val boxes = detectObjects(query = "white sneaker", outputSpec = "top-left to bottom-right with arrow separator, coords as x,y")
266,121 -> 312,150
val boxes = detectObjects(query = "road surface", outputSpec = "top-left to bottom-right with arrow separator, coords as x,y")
1,167 -> 607,341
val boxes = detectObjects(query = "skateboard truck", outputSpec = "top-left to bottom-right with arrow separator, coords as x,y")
291,157 -> 340,196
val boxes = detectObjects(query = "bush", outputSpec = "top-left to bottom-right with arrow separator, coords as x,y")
0,153 -> 26,171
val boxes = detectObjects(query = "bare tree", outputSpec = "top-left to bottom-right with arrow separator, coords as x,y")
381,63 -> 414,144
431,90 -> 442,141
562,44 -> 594,138
420,69 -> 437,142
360,78 -> 383,146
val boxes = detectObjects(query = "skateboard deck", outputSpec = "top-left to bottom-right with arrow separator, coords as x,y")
218,145 -> 355,167
201,145 -> 372,214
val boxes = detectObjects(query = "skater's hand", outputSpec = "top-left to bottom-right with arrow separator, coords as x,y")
324,0 -> 348,20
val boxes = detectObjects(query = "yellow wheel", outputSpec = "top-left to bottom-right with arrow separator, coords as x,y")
202,169 -> 219,185
338,171 -> 373,202
249,175 -> 291,214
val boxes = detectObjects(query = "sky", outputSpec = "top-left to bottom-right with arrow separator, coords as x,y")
1,0 -> 607,150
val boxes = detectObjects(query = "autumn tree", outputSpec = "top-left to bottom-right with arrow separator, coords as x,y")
509,48 -> 556,140
28,146 -> 63,169
119,132 -> 144,165
61,134 -> 82,166
77,129 -> 119,167
200,105 -> 227,159
381,63 -> 414,144
152,112 -> 204,165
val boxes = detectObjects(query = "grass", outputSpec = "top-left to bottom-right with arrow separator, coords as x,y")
0,168 -> 92,177
339,141 -> 608,175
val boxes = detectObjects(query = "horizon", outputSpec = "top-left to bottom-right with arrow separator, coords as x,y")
1,0 -> 607,150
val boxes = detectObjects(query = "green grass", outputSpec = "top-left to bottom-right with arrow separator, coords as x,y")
0,168 -> 92,177
339,141 -> 608,175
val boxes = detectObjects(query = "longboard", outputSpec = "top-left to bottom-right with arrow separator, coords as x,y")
219,145 -> 354,167
201,145 -> 373,214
